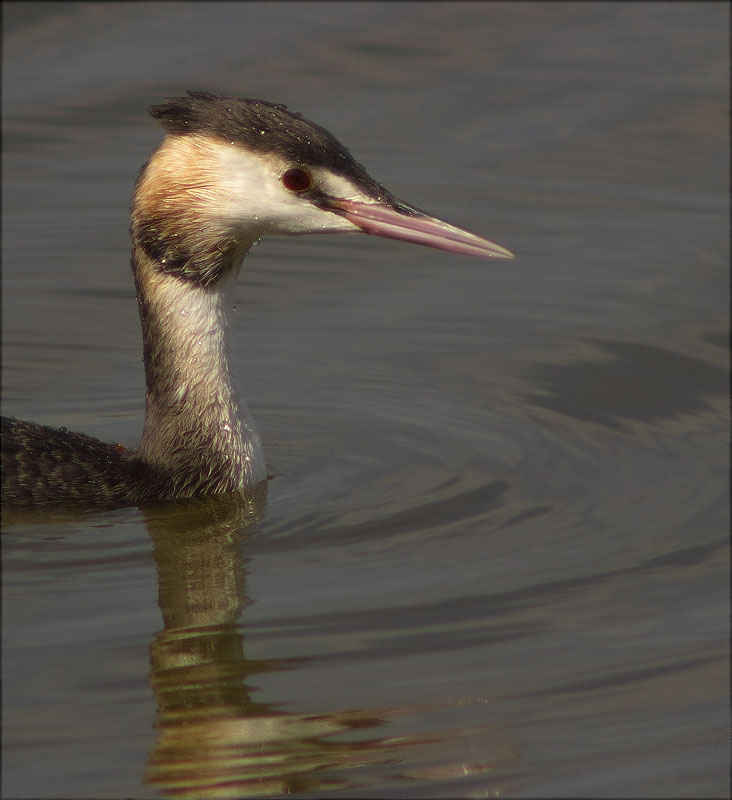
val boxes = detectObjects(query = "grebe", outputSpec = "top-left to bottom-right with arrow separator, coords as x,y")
1,91 -> 513,511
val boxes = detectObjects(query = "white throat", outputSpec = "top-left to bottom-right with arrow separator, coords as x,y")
138,259 -> 266,496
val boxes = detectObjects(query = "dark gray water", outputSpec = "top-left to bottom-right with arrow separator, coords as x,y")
2,3 -> 729,797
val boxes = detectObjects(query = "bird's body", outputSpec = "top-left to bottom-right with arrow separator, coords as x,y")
1,92 -> 513,512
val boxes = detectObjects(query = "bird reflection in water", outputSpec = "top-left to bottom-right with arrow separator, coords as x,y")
144,490 -> 409,796
143,490 -> 516,796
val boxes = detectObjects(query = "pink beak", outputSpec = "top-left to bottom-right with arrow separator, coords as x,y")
322,197 -> 514,259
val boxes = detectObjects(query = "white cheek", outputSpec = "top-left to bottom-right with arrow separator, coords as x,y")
213,148 -> 361,236
212,148 -> 287,229
285,203 -> 359,235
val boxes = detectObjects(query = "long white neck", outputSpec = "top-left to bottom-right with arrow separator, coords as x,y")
134,248 -> 266,497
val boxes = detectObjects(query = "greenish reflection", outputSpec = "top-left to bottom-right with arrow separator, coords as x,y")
143,489 -> 408,797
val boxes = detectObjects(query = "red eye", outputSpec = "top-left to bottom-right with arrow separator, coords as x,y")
282,167 -> 312,193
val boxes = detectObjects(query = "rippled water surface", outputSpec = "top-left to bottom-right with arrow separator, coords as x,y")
2,3 -> 729,797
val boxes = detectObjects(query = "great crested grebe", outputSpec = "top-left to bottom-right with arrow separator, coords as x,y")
1,91 -> 513,511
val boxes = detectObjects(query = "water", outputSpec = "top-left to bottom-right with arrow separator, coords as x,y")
2,3 -> 729,797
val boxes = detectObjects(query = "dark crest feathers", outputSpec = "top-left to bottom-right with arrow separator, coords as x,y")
148,91 -> 382,190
